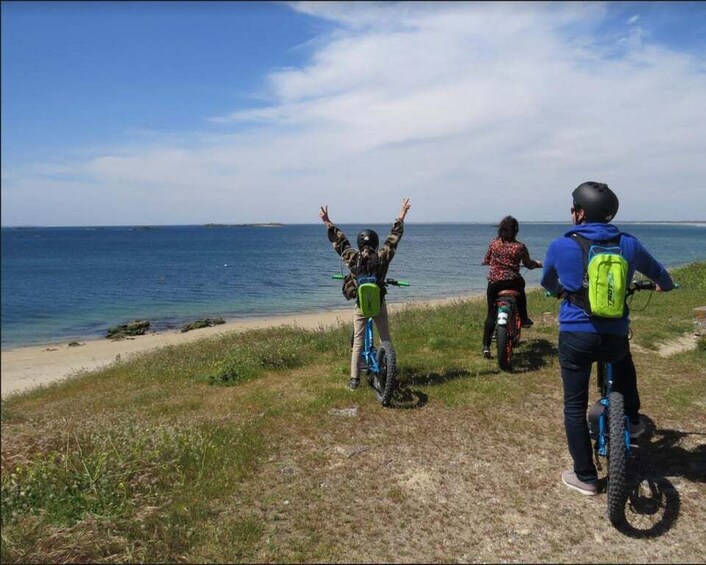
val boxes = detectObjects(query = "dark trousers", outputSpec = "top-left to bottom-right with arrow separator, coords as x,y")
558,331 -> 638,483
611,352 -> 641,423
482,278 -> 528,348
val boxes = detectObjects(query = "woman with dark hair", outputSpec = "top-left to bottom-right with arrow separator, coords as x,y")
481,215 -> 542,358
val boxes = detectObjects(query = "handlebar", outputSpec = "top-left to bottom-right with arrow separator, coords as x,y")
627,280 -> 680,295
627,280 -> 657,295
386,278 -> 410,287
331,274 -> 409,287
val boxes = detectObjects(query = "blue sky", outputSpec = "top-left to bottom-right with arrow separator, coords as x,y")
2,1 -> 705,226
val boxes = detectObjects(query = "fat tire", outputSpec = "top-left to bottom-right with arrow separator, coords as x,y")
607,390 -> 628,526
496,325 -> 512,371
374,341 -> 397,407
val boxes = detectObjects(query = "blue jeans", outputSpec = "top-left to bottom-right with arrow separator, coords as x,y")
558,331 -> 633,483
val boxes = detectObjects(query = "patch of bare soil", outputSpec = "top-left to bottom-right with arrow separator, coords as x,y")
223,370 -> 706,563
656,333 -> 700,357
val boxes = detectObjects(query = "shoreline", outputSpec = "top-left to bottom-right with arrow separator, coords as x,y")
1,293 -> 485,398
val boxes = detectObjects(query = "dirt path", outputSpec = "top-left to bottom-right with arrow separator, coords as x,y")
657,333 -> 700,357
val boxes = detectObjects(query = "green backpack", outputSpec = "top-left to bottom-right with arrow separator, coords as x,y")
356,275 -> 381,318
569,233 -> 629,318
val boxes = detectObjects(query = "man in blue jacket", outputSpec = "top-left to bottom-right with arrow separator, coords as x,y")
541,181 -> 674,496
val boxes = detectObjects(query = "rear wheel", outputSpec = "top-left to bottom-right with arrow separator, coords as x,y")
374,341 -> 397,407
607,391 -> 628,526
496,325 -> 513,371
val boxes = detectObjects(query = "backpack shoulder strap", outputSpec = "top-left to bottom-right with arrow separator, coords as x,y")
562,233 -> 591,311
569,233 -> 590,287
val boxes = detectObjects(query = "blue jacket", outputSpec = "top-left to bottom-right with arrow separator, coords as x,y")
541,222 -> 674,335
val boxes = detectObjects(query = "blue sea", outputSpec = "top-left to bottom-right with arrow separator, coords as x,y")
2,223 -> 704,349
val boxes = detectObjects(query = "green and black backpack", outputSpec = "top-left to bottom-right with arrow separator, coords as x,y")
566,233 -> 629,318
352,252 -> 383,317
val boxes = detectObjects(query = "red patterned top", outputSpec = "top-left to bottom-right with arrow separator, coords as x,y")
483,238 -> 541,283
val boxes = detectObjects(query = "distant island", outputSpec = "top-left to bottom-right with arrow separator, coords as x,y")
203,223 -> 285,228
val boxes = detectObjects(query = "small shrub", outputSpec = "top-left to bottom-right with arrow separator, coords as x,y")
207,354 -> 260,386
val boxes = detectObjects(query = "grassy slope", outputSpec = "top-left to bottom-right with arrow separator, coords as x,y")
1,263 -> 705,563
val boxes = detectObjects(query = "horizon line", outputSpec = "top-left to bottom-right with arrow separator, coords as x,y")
3,220 -> 706,229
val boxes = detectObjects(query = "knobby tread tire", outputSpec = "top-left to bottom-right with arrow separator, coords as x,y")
496,325 -> 512,372
607,390 -> 628,526
375,341 -> 397,407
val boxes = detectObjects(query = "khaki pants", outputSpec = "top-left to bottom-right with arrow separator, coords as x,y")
351,301 -> 391,379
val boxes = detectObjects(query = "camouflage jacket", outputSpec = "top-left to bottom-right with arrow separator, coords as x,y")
325,219 -> 404,300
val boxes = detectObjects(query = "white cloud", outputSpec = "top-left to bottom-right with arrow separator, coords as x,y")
3,1 -> 705,225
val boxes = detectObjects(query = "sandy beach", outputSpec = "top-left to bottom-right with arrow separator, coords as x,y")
1,295 -> 480,398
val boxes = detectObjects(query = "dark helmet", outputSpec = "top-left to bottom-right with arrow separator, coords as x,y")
572,181 -> 619,223
357,229 -> 379,250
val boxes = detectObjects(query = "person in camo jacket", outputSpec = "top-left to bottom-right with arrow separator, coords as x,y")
319,198 -> 411,390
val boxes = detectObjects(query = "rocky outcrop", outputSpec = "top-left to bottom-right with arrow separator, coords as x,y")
107,320 -> 150,339
181,318 -> 226,333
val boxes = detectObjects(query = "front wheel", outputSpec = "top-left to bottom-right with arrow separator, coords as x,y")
373,341 -> 397,407
496,325 -> 513,371
607,391 -> 628,526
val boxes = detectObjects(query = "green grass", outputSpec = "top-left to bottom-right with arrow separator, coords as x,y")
1,262 -> 705,563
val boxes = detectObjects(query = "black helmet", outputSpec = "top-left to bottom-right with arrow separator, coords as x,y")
357,229 -> 379,250
572,181 -> 619,223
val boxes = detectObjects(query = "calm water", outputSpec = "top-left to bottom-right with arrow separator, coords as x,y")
2,223 -> 704,349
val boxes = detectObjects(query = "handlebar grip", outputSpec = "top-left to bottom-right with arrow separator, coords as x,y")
384,278 -> 409,287
332,274 -> 345,280
632,280 -> 656,291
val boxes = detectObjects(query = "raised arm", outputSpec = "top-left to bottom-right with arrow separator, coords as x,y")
379,198 -> 411,262
319,205 -> 333,227
397,198 -> 411,222
320,205 -> 356,264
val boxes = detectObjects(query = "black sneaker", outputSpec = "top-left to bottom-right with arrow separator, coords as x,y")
521,318 -> 534,328
347,377 -> 360,391
482,347 -> 491,359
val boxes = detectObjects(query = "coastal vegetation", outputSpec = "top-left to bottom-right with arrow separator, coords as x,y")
1,263 -> 704,563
